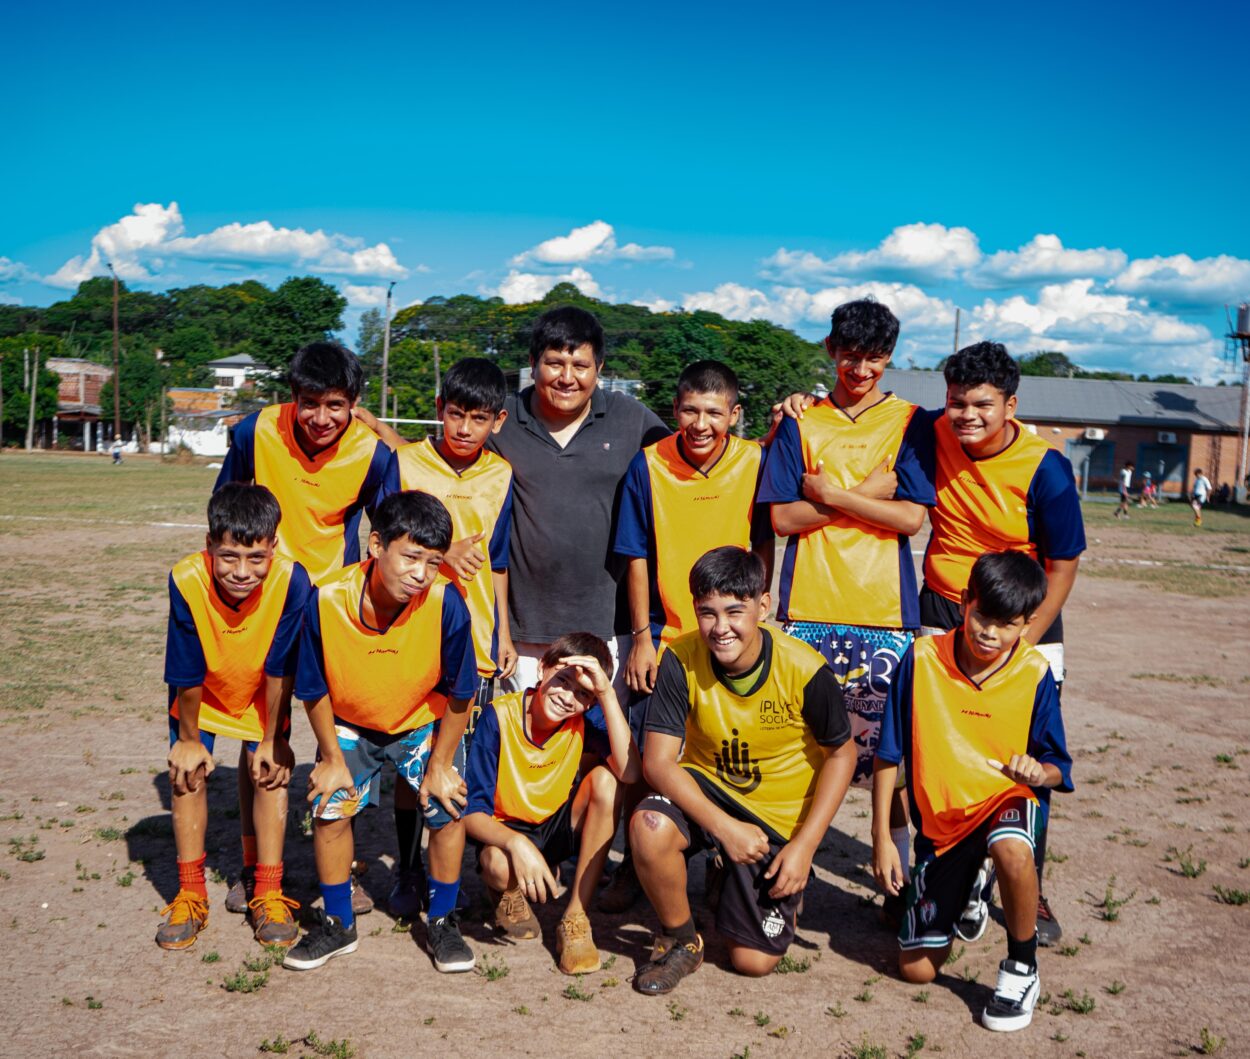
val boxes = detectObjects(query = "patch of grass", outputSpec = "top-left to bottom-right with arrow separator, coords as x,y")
1215,753 -> 1239,767
474,953 -> 509,981
562,978 -> 593,1002
1062,989 -> 1096,1014
1097,875 -> 1136,921
1105,980 -> 1127,995
850,1037 -> 887,1059
302,1031 -> 356,1058
728,1007 -> 746,1017
825,1003 -> 847,1018
752,1011 -> 770,1026
259,1035 -> 291,1054
1045,848 -> 1069,864
853,987 -> 874,1003
667,1000 -> 688,1021
1057,944 -> 1080,957
773,952 -> 810,974
767,1026 -> 789,1040
943,943 -> 966,966
75,860 -> 100,881
1131,671 -> 1224,686
1239,858 -> 1250,870
1213,886 -> 1249,906
86,997 -> 103,1010
512,1006 -> 530,1016
1166,845 -> 1207,878
912,990 -> 929,1004
599,976 -> 619,988
905,1033 -> 927,1057
1079,933 -> 1092,945
1198,1027 -> 1226,1054
8,835 -> 44,862
729,1048 -> 751,1059
93,827 -> 124,842
201,951 -> 220,964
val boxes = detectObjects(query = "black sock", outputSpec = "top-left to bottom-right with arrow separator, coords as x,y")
1007,932 -> 1038,972
395,809 -> 420,873
668,917 -> 697,945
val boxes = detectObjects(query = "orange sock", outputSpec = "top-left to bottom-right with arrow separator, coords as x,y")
178,853 -> 208,899
241,834 -> 258,869
254,863 -> 283,897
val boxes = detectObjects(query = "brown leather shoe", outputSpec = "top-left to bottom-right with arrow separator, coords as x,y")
490,886 -> 541,941
633,933 -> 703,995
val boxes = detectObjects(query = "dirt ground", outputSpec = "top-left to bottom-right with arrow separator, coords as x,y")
1,452 -> 1248,1058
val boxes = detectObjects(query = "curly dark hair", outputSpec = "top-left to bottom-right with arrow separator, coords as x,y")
944,341 -> 1020,398
828,298 -> 900,356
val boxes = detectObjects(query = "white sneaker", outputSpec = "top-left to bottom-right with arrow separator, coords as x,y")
981,959 -> 1040,1032
955,859 -> 992,942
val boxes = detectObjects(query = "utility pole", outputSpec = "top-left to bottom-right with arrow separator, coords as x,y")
107,262 -> 121,438
953,307 -> 961,356
25,345 -> 39,451
380,280 -> 396,416
433,339 -> 441,397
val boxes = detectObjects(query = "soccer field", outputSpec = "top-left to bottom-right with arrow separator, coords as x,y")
1,451 -> 1248,1058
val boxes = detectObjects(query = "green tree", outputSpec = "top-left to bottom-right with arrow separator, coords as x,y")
248,277 -> 347,375
1018,350 -> 1079,377
0,335 -> 62,443
100,343 -> 170,449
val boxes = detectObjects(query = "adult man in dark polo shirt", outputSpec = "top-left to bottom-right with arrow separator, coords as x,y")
489,306 -> 669,700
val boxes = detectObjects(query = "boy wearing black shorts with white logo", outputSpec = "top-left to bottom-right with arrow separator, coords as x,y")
629,546 -> 856,994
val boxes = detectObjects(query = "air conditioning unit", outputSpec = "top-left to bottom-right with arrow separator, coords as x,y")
1158,431 -> 1178,444
1084,428 -> 1106,441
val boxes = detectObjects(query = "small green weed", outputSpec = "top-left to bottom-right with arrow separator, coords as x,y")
905,1033 -> 927,1057
303,1031 -> 356,1058
1098,875 -> 1136,921
475,953 -> 509,981
729,1048 -> 751,1059
851,1037 -> 887,1059
1213,886 -> 1249,906
944,944 -> 965,966
222,968 -> 269,993
201,951 -> 220,964
1105,980 -> 1127,995
912,990 -> 929,1003
93,827 -> 123,842
767,1026 -> 789,1039
1062,989 -> 1096,1014
1058,944 -> 1080,956
562,978 -> 593,1002
773,952 -> 810,974
86,997 -> 103,1010
1198,1027 -> 1226,1054
853,987 -> 874,1002
8,836 -> 44,862
752,1011 -> 770,1026
116,870 -> 136,887
1165,845 -> 1207,878
825,1002 -> 847,1017
258,1035 -> 291,1054
728,1007 -> 746,1017
513,1006 -> 530,1015
667,1000 -> 687,1021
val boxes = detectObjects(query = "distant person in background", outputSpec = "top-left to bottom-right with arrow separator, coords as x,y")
110,437 -> 124,465
1191,468 -> 1212,527
1137,471 -> 1158,509
1114,461 -> 1133,520
1216,482 -> 1231,505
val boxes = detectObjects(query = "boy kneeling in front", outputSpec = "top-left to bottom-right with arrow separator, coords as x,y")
872,551 -> 1073,1032
630,546 -> 856,994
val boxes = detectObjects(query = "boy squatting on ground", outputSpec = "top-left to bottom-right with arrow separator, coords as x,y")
463,634 -> 640,974
215,340 -> 390,916
629,546 -> 857,994
917,342 -> 1084,945
761,298 -> 935,919
872,551 -> 1073,1033
377,357 -> 518,920
158,484 -> 310,950
284,491 -> 479,973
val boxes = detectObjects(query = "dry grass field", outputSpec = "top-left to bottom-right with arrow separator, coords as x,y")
1,451 -> 1248,1058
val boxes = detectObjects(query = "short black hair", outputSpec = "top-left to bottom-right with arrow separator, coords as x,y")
207,483 -> 281,545
676,360 -> 739,406
829,298 -> 900,356
440,357 -> 507,414
689,546 -> 767,602
528,306 -> 605,366
540,631 -> 614,680
966,551 -> 1047,623
371,491 -> 453,552
288,341 -> 364,401
944,341 -> 1020,398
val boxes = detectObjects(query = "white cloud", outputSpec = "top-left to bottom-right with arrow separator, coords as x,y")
511,220 -> 674,266
0,256 -> 37,283
632,296 -> 677,313
764,223 -> 982,283
341,284 -> 390,308
968,234 -> 1127,288
1110,253 -> 1250,307
495,266 -> 603,304
0,292 -> 21,305
46,202 -> 410,288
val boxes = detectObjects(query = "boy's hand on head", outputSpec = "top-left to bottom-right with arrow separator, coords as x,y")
558,655 -> 612,697
506,834 -> 558,904
252,738 -> 294,790
872,838 -> 905,897
307,758 -> 356,816
625,638 -> 659,695
444,533 -> 487,582
852,458 -> 897,500
764,841 -> 814,899
497,636 -> 518,680
716,817 -> 771,866
990,754 -> 1046,787
168,739 -> 215,795
420,762 -> 468,820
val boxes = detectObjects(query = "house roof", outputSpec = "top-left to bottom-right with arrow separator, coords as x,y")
881,369 -> 1243,432
204,353 -> 265,369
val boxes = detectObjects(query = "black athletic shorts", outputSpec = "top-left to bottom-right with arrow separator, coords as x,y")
636,793 -> 801,957
474,797 -> 578,870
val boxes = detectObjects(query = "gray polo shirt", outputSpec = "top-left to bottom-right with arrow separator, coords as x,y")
488,385 -> 669,644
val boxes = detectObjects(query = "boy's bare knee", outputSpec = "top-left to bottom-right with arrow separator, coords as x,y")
629,808 -> 675,860
991,837 -> 1034,879
898,950 -> 941,984
479,846 -> 509,886
587,765 -> 618,807
730,946 -> 780,977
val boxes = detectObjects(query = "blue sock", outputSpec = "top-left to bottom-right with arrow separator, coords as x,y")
427,878 -> 459,920
321,880 -> 354,929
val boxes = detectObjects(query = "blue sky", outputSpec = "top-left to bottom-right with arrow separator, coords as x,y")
4,0 -> 1248,379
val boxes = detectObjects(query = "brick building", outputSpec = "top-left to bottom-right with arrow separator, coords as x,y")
882,370 -> 1245,497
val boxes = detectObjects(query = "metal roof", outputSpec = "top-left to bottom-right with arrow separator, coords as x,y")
881,369 -> 1243,432
204,353 -> 265,369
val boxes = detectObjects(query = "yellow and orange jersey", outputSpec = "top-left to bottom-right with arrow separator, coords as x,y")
759,394 -> 935,629
293,560 -> 478,734
614,434 -> 770,646
876,630 -> 1073,858
380,439 -> 514,677
923,415 -> 1086,603
214,404 -> 391,586
164,550 -> 311,742
464,690 -> 612,826
645,627 -> 852,842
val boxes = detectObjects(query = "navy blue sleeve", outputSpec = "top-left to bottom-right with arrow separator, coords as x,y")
757,416 -> 805,504
895,408 -> 937,507
293,589 -> 329,703
464,703 -> 502,818
264,564 -> 311,678
875,644 -> 914,766
1028,669 -> 1074,793
376,448 -> 402,506
214,411 -> 258,489
581,705 -> 612,760
1028,449 -> 1086,561
164,575 -> 207,688
749,447 -> 775,546
439,588 -> 479,700
612,450 -> 653,559
488,479 -> 514,572
360,439 -> 391,519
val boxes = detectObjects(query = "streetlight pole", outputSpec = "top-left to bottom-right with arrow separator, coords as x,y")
107,262 -> 121,439
380,281 -> 396,417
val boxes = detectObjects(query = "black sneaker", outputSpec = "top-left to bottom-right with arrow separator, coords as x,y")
388,868 -> 426,921
633,934 -> 704,995
981,958 -> 1040,1032
225,867 -> 255,914
1036,894 -> 1062,947
282,909 -> 358,971
426,912 -> 475,973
